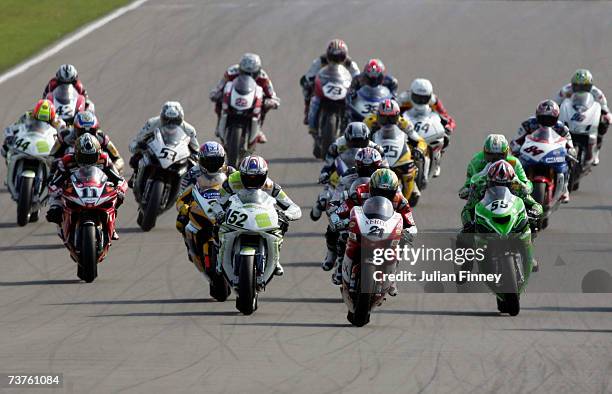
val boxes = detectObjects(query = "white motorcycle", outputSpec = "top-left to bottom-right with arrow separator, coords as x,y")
217,75 -> 267,167
134,125 -> 193,231
46,84 -> 87,125
218,189 -> 298,315
4,120 -> 57,225
558,92 -> 601,191
346,84 -> 392,122
404,104 -> 446,188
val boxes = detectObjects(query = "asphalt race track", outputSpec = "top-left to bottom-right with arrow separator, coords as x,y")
0,1 -> 611,393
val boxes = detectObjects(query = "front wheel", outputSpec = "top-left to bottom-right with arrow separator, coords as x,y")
318,110 -> 338,160
225,124 -> 244,168
139,180 -> 164,232
236,254 -> 257,315
350,291 -> 372,327
77,223 -> 98,283
16,176 -> 34,226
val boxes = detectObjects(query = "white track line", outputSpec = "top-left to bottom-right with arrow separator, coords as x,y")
0,0 -> 149,86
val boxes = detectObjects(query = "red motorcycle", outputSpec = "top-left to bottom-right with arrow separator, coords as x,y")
59,166 -> 119,282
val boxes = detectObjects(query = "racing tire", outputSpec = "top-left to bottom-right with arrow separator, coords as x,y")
351,291 -> 372,327
498,255 -> 520,316
210,274 -> 231,302
226,124 -> 243,168
16,176 -> 33,226
78,223 -> 98,283
29,210 -> 39,223
319,110 -> 338,160
236,254 -> 257,315
140,180 -> 163,232
531,182 -> 546,206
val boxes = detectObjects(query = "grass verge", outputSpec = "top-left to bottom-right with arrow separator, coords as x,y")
0,0 -> 133,73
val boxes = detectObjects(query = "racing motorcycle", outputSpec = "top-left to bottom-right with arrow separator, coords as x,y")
311,64 -> 352,158
218,75 -> 268,167
518,127 -> 569,229
403,104 -> 446,189
133,125 -> 193,231
59,166 -> 120,283
217,189 -> 291,315
183,182 -> 231,302
341,196 -> 405,327
372,126 -> 419,206
472,185 -> 533,316
46,84 -> 88,125
558,92 -> 601,191
346,84 -> 392,123
4,120 -> 57,226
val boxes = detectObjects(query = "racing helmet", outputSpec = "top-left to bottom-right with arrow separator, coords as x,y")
199,141 -> 226,173
239,53 -> 262,77
363,59 -> 385,87
160,101 -> 184,127
56,64 -> 78,84
239,155 -> 268,189
75,134 -> 101,166
369,168 -> 400,201
326,39 -> 348,64
32,99 -> 56,123
486,160 -> 516,188
344,122 -> 370,149
535,99 -> 560,128
571,69 -> 593,93
410,78 -> 433,105
355,147 -> 385,178
377,98 -> 400,127
483,134 -> 509,162
74,111 -> 99,136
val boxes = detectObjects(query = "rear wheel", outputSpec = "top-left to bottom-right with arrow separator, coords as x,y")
226,124 -> 243,168
531,182 -> 546,206
236,254 -> 257,315
16,176 -> 34,226
210,274 -> 231,302
140,180 -> 164,232
78,223 -> 98,283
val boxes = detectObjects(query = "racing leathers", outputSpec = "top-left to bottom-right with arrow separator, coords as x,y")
300,55 -> 360,124
175,165 -> 235,272
128,117 -> 199,186
311,137 -> 384,220
459,151 -> 531,201
398,91 -> 456,134
554,83 -> 610,163
42,78 -> 87,98
46,152 -> 126,231
211,171 -> 302,276
349,73 -> 399,97
2,112 -> 64,158
333,183 -> 417,286
461,171 -> 542,269
50,127 -> 124,173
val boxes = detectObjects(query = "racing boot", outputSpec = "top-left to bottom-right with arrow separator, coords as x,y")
321,249 -> 336,271
332,261 -> 342,285
112,230 -> 119,240
593,147 -> 600,166
45,205 -> 63,224
433,162 -> 441,178
274,262 -> 284,276
560,191 -> 570,204
388,281 -> 398,296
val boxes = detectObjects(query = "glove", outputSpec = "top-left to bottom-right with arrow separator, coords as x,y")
264,97 -> 280,110
401,227 -> 416,244
215,210 -> 226,224
46,206 -> 63,224
277,210 -> 289,234
319,172 -> 330,184
209,89 -> 222,102
462,221 -> 475,234
458,187 -> 470,200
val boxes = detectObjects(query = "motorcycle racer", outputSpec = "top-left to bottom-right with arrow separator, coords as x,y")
2,100 -> 64,159
398,78 -> 456,134
311,122 -> 384,221
510,100 -> 575,202
462,160 -> 541,271
333,168 -> 418,291
365,98 -> 426,152
349,58 -> 399,97
459,134 -> 531,200
50,110 -> 124,173
127,101 -> 199,187
300,39 -> 360,125
553,69 -> 610,165
42,64 -> 94,111
175,141 -> 235,234
46,134 -> 126,239
210,53 -> 279,145
211,155 -> 302,276
320,147 -> 388,271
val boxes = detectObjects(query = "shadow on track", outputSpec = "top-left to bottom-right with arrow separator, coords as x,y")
285,232 -> 320,238
49,298 -> 215,306
225,322 -> 352,328
500,328 -> 612,333
283,262 -> 320,267
377,309 -> 499,317
92,311 -> 239,317
0,222 -> 18,228
283,182 -> 318,189
0,244 -> 63,252
523,306 -> 612,313
267,157 -> 320,164
0,279 -> 81,286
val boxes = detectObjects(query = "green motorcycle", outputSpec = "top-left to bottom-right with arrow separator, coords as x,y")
473,185 -> 533,316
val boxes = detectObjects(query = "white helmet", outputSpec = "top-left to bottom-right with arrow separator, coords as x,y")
410,78 -> 433,105
160,101 -> 184,126
56,64 -> 78,84
239,53 -> 262,77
